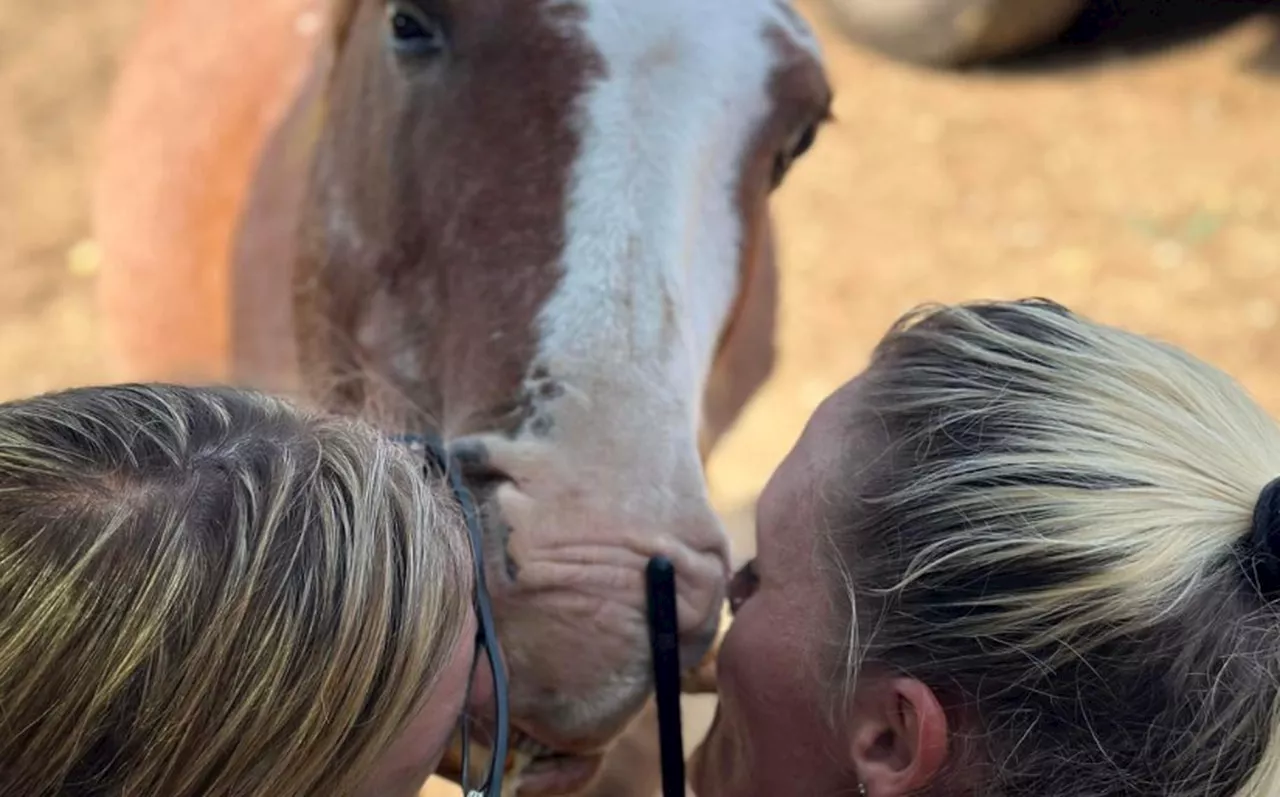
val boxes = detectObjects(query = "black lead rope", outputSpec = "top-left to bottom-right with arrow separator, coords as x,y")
646,556 -> 686,797
395,432 -> 510,797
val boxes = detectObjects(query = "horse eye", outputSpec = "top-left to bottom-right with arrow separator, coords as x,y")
770,121 -> 820,189
791,122 -> 818,161
386,3 -> 448,58
728,559 -> 760,616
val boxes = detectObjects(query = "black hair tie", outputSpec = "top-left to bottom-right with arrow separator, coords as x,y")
1242,476 -> 1280,600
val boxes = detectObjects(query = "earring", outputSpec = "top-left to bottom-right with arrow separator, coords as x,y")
858,785 -> 868,797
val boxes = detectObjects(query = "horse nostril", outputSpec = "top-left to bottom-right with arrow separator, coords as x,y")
463,463 -> 508,495
448,440 -> 509,495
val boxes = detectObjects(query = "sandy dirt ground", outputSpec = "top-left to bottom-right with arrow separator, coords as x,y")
3,0 -> 1280,788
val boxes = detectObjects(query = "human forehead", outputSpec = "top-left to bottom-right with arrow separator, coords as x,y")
756,379 -> 868,566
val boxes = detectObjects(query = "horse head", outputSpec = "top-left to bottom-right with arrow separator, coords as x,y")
292,1 -> 831,779
94,0 -> 831,791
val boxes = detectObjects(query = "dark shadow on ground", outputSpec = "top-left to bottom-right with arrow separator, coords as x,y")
982,0 -> 1278,73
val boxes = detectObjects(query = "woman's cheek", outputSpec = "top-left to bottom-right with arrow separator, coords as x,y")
715,612 -> 748,698
710,609 -> 764,739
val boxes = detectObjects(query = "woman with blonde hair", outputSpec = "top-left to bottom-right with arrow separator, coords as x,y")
0,383 -> 507,796
694,298 -> 1280,797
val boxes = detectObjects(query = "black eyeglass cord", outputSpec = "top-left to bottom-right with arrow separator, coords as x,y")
393,433 -> 510,797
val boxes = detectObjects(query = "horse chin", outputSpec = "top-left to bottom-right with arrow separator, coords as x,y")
511,675 -> 652,758
516,751 -> 606,796
440,730 -> 604,797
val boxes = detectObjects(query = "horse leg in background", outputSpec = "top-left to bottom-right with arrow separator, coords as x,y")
93,0 -> 321,384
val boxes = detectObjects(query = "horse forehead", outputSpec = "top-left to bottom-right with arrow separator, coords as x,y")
521,0 -> 823,375
568,0 -> 821,74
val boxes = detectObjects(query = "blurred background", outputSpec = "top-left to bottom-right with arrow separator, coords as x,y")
2,0 -> 1280,773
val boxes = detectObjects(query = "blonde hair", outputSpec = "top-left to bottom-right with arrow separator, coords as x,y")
0,383 -> 472,796
822,299 -> 1280,797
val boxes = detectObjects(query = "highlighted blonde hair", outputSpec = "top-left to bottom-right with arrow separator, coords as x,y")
823,299 -> 1280,797
0,384 -> 472,796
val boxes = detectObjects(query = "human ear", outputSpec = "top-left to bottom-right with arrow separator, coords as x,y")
848,676 -> 948,796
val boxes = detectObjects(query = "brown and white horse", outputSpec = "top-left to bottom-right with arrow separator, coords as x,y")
93,0 -> 830,793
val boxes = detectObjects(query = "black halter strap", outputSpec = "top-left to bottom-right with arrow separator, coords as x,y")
394,432 -> 510,796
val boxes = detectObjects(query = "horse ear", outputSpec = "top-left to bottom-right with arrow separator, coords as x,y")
699,217 -> 779,460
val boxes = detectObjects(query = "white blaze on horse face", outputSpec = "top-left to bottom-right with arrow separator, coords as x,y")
544,0 -> 817,383
471,0 -> 823,742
